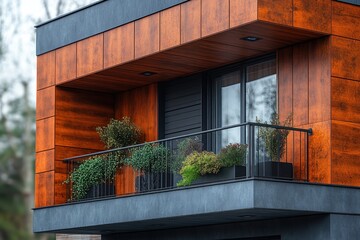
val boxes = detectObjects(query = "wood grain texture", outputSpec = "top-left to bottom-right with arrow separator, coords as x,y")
115,83 -> 158,141
55,146 -> 97,174
332,36 -> 360,81
77,34 -> 104,77
293,43 -> 309,126
55,44 -> 77,84
35,150 -> 55,173
332,77 -> 360,123
201,0 -> 229,37
308,121 -> 331,184
55,87 -> 115,150
230,0 -> 257,28
35,171 -> 54,208
54,173 -> 67,204
115,166 -> 135,196
293,128 -> 309,181
37,51 -> 55,90
309,37 -> 331,124
278,47 -> 293,122
104,23 -> 135,68
36,86 -> 55,120
293,0 -> 331,33
36,117 -> 55,152
160,6 -> 180,50
135,13 -> 160,59
180,0 -> 201,44
331,120 -> 360,186
332,1 -> 360,40
258,0 -> 293,26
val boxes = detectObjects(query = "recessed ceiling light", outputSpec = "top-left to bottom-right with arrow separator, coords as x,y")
140,71 -> 157,76
241,36 -> 260,42
237,215 -> 256,218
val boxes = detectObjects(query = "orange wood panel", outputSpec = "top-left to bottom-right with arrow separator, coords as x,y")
34,171 -> 54,208
331,120 -> 360,186
36,86 -> 55,120
292,43 -> 309,126
135,13 -> 160,59
36,117 -> 55,152
308,121 -> 331,184
293,126 -> 309,181
332,1 -> 360,40
77,34 -> 104,77
54,173 -> 67,204
35,150 -> 55,173
201,0 -> 230,37
115,83 -> 158,141
278,47 -> 293,122
55,44 -> 77,84
230,0 -> 257,28
104,23 -> 135,68
55,146 -> 97,174
332,36 -> 360,81
160,6 -> 180,50
258,0 -> 293,26
332,77 -> 360,123
55,87 -> 115,150
293,0 -> 331,33
180,0 -> 201,44
37,51 -> 55,90
309,37 -> 331,124
115,166 -> 136,196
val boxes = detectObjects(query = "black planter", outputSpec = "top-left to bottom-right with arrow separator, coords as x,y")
193,166 -> 246,185
256,161 -> 293,179
86,183 -> 115,199
135,172 -> 172,192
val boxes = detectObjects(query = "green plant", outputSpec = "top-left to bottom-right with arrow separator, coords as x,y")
65,154 -> 120,200
218,143 -> 247,167
177,151 -> 221,186
96,117 -> 142,149
171,137 -> 203,173
126,144 -> 170,173
257,113 -> 292,162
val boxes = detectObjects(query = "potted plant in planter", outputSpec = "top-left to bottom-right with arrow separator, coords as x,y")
65,117 -> 142,201
125,143 -> 172,192
257,113 -> 293,179
171,137 -> 203,186
217,143 -> 247,178
177,151 -> 221,186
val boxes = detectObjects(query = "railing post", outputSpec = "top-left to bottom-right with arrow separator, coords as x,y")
247,124 -> 255,178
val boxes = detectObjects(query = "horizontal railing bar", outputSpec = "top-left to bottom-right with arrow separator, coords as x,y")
63,122 -> 312,162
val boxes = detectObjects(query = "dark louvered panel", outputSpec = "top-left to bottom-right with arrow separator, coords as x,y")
163,75 -> 202,138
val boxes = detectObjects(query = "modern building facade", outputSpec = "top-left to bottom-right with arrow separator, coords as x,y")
34,0 -> 360,239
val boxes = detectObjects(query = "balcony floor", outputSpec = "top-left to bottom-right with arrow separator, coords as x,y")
33,179 -> 360,234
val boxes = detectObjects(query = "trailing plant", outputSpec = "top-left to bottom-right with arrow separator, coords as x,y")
96,117 -> 142,149
177,151 -> 221,187
257,113 -> 292,162
65,154 -> 120,200
217,143 -> 247,167
171,137 -> 203,173
126,144 -> 171,173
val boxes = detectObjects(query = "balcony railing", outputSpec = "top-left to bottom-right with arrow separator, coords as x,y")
64,122 -> 312,203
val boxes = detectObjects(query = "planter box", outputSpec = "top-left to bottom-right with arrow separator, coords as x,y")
194,166 -> 246,185
135,172 -> 172,192
256,161 -> 293,179
86,183 -> 115,199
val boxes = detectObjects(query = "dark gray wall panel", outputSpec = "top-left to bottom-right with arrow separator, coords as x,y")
163,75 -> 202,138
337,0 -> 360,5
36,0 -> 188,55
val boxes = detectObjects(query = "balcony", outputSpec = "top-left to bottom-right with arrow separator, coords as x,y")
63,122 -> 311,203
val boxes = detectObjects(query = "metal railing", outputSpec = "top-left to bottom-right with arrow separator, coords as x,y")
64,122 -> 312,202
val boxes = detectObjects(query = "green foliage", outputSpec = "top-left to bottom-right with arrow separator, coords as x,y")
65,154 -> 121,200
177,151 -> 221,186
96,117 -> 142,149
257,113 -> 292,162
126,144 -> 170,173
172,137 -> 203,173
218,143 -> 247,167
